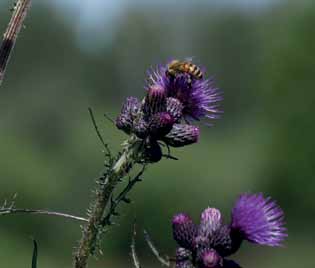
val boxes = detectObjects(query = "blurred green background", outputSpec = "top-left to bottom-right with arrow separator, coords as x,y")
0,0 -> 314,267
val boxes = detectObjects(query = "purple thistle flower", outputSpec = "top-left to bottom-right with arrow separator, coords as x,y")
172,213 -> 198,250
231,193 -> 287,247
147,63 -> 222,122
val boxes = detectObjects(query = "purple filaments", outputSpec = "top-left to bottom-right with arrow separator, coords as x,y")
172,193 -> 287,268
147,65 -> 222,122
231,193 -> 287,247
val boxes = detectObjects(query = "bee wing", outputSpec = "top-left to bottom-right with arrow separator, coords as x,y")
184,56 -> 194,63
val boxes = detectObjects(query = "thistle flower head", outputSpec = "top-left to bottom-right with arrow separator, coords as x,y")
171,193 -> 287,268
147,63 -> 222,122
231,193 -> 287,247
115,59 -> 222,163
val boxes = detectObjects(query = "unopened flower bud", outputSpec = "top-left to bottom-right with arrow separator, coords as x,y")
133,117 -> 148,139
172,213 -> 198,250
176,247 -> 191,262
163,124 -> 199,147
199,249 -> 222,268
148,112 -> 174,139
143,85 -> 167,117
116,97 -> 140,134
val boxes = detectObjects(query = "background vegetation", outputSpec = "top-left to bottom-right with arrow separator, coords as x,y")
0,0 -> 314,267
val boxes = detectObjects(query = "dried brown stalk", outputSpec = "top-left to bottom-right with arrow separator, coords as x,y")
0,0 -> 32,86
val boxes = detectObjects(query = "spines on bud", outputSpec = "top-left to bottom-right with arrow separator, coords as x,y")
143,84 -> 167,117
148,112 -> 174,139
172,213 -> 198,250
163,124 -> 200,147
176,247 -> 192,261
133,117 -> 148,139
199,208 -> 222,238
167,97 -> 184,122
175,248 -> 193,268
197,248 -> 222,268
116,97 -> 140,134
176,260 -> 194,268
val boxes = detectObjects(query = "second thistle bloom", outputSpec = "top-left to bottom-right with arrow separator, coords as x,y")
172,193 -> 287,268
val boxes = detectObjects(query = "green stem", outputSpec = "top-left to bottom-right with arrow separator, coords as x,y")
73,138 -> 142,268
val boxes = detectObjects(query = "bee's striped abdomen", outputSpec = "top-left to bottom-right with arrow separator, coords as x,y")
166,60 -> 203,80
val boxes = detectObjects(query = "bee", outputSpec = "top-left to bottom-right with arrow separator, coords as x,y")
166,59 -> 203,80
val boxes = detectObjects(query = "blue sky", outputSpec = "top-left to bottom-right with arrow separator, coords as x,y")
1,0 -> 279,50
49,0 -> 278,30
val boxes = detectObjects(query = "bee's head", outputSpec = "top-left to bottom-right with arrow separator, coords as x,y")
166,59 -> 180,77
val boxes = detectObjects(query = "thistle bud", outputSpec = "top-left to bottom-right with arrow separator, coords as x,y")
176,247 -> 191,262
116,97 -> 140,134
133,117 -> 149,139
172,213 -> 198,250
143,84 -> 167,117
148,112 -> 174,139
176,260 -> 194,268
163,124 -> 200,147
167,97 -> 184,122
199,248 -> 222,268
199,208 -> 222,238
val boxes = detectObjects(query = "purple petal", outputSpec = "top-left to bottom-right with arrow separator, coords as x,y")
146,63 -> 222,123
231,193 -> 287,247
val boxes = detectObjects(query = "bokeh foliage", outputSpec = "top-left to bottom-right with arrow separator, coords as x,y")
0,1 -> 314,267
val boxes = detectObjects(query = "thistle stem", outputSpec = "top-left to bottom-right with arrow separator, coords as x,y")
73,138 -> 143,268
0,208 -> 88,222
0,0 -> 32,86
